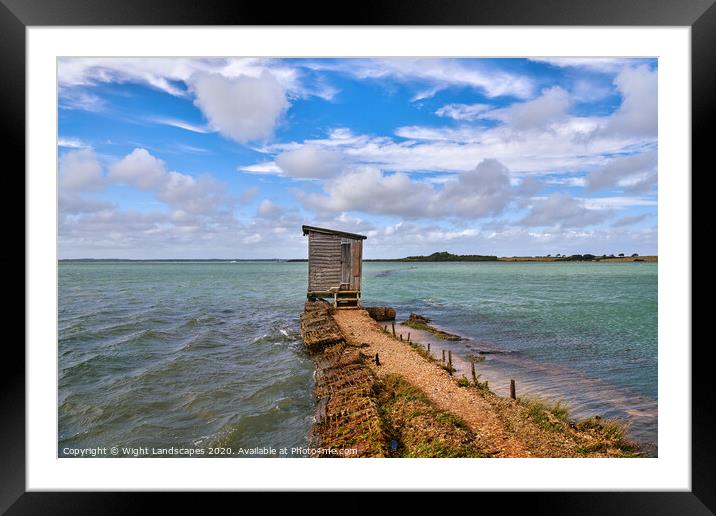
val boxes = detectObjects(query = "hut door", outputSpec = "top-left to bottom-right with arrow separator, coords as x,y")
340,241 -> 351,287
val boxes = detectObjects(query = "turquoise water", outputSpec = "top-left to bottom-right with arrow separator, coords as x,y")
58,261 -> 657,456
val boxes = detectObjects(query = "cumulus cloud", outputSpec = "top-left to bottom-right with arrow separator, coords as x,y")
301,166 -> 432,217
275,145 -> 344,178
191,72 -> 289,143
519,192 -> 605,228
586,149 -> 657,193
108,148 -> 234,218
59,148 -> 248,257
436,159 -> 515,217
481,87 -> 571,131
603,65 -> 657,137
301,159 -> 531,219
58,149 -> 112,219
108,148 -> 166,190
59,149 -> 105,192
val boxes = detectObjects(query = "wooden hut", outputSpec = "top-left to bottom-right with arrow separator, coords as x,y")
302,225 -> 367,309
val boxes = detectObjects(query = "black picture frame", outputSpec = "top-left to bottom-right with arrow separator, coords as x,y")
5,0 -> 710,512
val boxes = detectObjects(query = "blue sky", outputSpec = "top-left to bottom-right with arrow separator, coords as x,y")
58,57 -> 657,259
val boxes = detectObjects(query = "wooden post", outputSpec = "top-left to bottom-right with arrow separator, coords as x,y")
400,333 -> 403,341
510,379 -> 516,399
442,350 -> 445,363
391,322 -> 395,337
407,332 -> 410,343
448,350 -> 453,375
375,353 -> 380,366
427,343 -> 431,353
384,325 -> 387,332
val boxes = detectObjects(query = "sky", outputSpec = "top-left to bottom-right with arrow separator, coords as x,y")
57,57 -> 657,259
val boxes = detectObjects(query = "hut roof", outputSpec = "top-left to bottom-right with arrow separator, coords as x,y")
301,225 -> 367,240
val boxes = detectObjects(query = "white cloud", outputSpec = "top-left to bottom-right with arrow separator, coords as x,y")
481,86 -> 571,131
108,148 -> 167,190
435,159 -> 514,217
603,65 -> 657,138
257,199 -> 286,218
435,103 -> 491,121
519,192 -> 605,228
544,175 -> 587,187
191,72 -> 289,143
239,162 -> 283,175
59,57 -> 293,95
275,145 -> 344,178
59,148 -> 247,258
306,58 -> 535,99
394,125 -> 484,143
529,58 -> 647,74
586,149 -> 657,193
174,143 -> 210,154
59,149 -> 105,192
57,58 -> 659,258
58,89 -> 106,112
581,196 -> 657,210
147,116 -> 213,134
301,159 -> 528,219
258,117 -> 637,178
58,137 -> 89,149
107,148 -> 235,218
249,63 -> 655,179
301,166 -> 432,217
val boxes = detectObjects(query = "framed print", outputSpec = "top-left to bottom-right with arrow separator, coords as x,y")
7,0 -> 712,512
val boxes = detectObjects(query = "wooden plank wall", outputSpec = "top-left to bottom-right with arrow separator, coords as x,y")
308,232 -> 342,292
351,240 -> 362,291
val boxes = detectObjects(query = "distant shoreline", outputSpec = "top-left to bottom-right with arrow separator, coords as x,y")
60,255 -> 658,263
496,255 -> 657,263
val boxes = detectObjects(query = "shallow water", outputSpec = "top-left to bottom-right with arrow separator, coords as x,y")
59,261 -> 657,456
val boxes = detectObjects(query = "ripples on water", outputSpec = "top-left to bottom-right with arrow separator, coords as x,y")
59,261 -> 657,456
59,262 -> 315,456
365,261 -> 658,455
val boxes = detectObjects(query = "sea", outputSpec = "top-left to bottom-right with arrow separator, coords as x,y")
58,261 -> 657,457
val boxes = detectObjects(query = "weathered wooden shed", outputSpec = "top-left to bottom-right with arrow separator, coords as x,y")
302,225 -> 367,308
